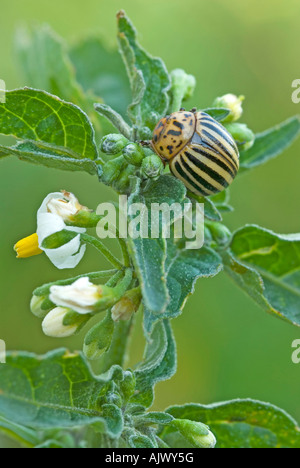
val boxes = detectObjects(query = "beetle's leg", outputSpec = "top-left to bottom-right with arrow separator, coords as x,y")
139,140 -> 152,147
180,107 -> 186,111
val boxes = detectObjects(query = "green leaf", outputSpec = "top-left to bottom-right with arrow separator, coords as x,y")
15,25 -> 106,139
127,430 -> 157,448
134,412 -> 174,426
239,116 -> 300,171
144,243 -> 223,334
202,108 -> 231,122
0,88 -> 98,160
188,191 -> 222,222
210,190 -> 233,213
127,175 -> 186,315
69,36 -> 131,117
0,142 -> 100,175
225,225 -> 300,327
15,25 -> 85,106
0,416 -> 40,447
165,399 -> 300,448
117,10 -> 170,129
132,320 -> 177,408
0,349 -> 125,437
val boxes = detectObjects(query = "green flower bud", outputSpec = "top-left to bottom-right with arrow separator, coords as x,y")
123,143 -> 144,166
100,134 -> 129,155
170,68 -> 196,102
101,155 -> 126,185
206,221 -> 232,246
42,307 -> 90,338
204,226 -> 213,246
213,93 -> 244,122
112,164 -> 136,194
172,419 -> 216,448
111,288 -> 141,322
141,155 -> 164,179
30,295 -> 52,318
119,370 -> 136,403
225,122 -> 255,151
137,126 -> 153,140
83,312 -> 114,360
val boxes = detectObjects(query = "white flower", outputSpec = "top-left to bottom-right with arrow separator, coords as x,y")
50,277 -> 102,314
46,190 -> 88,221
42,307 -> 79,338
36,192 -> 87,269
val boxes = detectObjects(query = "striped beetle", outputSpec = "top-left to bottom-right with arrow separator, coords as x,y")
151,110 -> 239,197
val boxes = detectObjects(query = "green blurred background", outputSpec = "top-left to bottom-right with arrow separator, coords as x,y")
1,0 -> 300,444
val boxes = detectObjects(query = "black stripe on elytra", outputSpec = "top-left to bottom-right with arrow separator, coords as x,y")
167,129 -> 182,136
185,151 -> 230,187
173,121 -> 184,130
180,157 -> 221,193
200,121 -> 236,149
202,129 -> 237,163
191,146 -> 237,177
172,160 -> 210,196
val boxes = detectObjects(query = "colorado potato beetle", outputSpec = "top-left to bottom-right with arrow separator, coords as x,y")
151,110 -> 239,197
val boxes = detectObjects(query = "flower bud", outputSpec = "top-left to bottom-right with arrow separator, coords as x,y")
42,307 -> 90,338
83,312 -> 114,360
206,222 -> 232,246
112,163 -> 136,194
101,155 -> 126,185
100,133 -> 129,155
225,122 -> 255,151
172,419 -> 216,448
213,93 -> 244,122
137,126 -> 153,140
49,277 -> 116,315
123,143 -> 144,166
141,155 -> 164,179
30,295 -> 52,318
111,288 -> 142,322
170,68 -> 196,102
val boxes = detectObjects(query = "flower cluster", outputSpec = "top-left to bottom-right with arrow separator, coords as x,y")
15,190 -> 140,349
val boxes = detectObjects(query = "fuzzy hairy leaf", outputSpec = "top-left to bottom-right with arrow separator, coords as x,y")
132,320 -> 177,408
0,142 -> 100,175
0,88 -> 98,160
117,10 -> 170,129
225,225 -> 300,327
15,25 -> 84,105
127,175 -> 186,315
165,399 -> 300,448
69,36 -> 131,117
0,349 -> 125,437
240,116 -> 300,171
144,243 -> 223,334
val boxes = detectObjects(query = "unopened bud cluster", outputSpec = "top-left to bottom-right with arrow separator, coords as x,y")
100,133 -> 164,192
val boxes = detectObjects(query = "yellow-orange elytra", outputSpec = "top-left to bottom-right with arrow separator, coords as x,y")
151,110 -> 239,197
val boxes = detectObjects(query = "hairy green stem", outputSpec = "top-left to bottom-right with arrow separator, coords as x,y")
97,315 -> 136,374
81,233 -> 124,269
